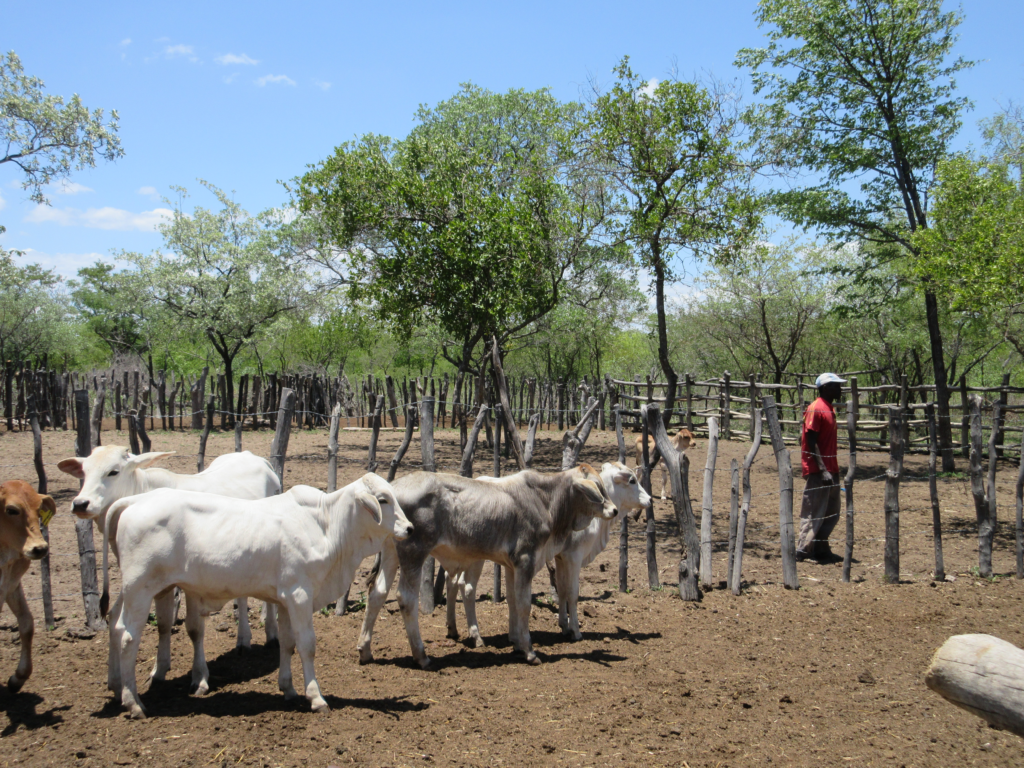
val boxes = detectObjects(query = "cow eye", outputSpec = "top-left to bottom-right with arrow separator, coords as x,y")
6,505 -> 19,516
628,476 -> 636,484
107,470 -> 120,477
376,495 -> 389,504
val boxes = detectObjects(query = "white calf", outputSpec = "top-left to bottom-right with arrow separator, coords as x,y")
57,447 -> 281,692
635,429 -> 698,499
107,473 -> 412,718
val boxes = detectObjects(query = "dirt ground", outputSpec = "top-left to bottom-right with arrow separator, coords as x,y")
1,420 -> 1023,767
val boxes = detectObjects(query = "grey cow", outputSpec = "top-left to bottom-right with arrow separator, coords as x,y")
356,466 -> 616,668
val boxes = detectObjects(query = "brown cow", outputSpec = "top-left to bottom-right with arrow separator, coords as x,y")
0,480 -> 54,693
634,428 -> 699,499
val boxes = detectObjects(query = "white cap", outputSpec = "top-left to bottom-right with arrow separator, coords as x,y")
815,372 -> 846,388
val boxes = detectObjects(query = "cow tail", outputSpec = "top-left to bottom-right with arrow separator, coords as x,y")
365,552 -> 383,589
100,531 -> 110,618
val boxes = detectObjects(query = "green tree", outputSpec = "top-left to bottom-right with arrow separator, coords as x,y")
69,261 -> 151,359
737,0 -> 975,468
119,183 -> 306,424
587,57 -> 759,424
295,84 -> 608,385
0,253 -> 79,364
0,51 -> 122,209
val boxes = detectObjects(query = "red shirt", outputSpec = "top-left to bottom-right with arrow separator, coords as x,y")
801,397 -> 839,477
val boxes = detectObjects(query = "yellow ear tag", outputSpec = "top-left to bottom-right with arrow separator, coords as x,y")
40,506 -> 54,528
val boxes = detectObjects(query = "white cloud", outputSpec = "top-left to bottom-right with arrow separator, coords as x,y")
164,44 -> 198,62
25,205 -> 173,231
314,80 -> 331,91
223,72 -> 239,85
639,78 -> 660,98
136,186 -> 160,200
48,180 -> 93,195
216,53 -> 258,66
120,38 -> 132,47
256,74 -> 296,87
19,248 -> 110,279
0,189 -> 5,212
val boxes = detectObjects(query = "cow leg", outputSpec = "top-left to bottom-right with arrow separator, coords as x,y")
565,563 -> 583,641
184,594 -> 211,696
276,606 -> 299,701
461,561 -> 485,648
357,541 -> 399,664
511,562 -> 541,665
107,591 -> 124,693
150,587 -> 175,683
444,569 -> 460,640
396,559 -> 430,669
117,590 -> 151,719
284,594 -> 328,713
235,596 -> 252,650
5,585 -> 33,693
505,568 -> 519,645
554,558 -> 571,634
262,602 -> 279,646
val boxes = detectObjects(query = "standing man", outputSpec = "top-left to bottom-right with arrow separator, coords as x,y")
797,373 -> 845,562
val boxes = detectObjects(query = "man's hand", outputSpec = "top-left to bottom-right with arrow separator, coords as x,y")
821,470 -> 834,485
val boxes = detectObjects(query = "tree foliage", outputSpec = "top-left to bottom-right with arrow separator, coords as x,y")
0,51 -> 123,208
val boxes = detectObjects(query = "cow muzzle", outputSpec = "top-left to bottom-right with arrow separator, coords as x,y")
72,499 -> 94,519
23,542 -> 48,560
394,521 -> 414,541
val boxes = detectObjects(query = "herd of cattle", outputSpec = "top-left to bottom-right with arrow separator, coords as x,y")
0,431 -> 708,719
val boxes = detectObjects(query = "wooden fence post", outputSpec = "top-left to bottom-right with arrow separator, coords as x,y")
90,375 -> 105,449
127,409 -> 141,455
614,405 -> 629,594
490,405 -> 503,604
385,375 -> 400,428
459,406 -> 488,478
987,400 -> 1002,556
926,403 -> 945,582
640,413 -> 659,590
28,390 -> 53,628
731,409 -> 762,595
419,396 -> 438,613
762,396 -> 799,590
74,390 -> 104,630
327,403 -> 342,492
136,401 -> 151,452
197,396 -> 215,472
367,396 -> 384,474
699,417 -> 719,590
1016,425 -> 1024,581
968,395 -> 994,578
722,371 -> 732,440
883,405 -> 904,584
270,388 -> 296,488
727,459 -> 739,584
748,374 -> 758,442
386,404 -> 415,483
644,404 -> 701,601
685,373 -> 694,432
843,379 -> 858,583
960,374 -> 970,458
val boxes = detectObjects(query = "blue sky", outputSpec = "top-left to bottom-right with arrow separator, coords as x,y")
2,0 -> 1022,280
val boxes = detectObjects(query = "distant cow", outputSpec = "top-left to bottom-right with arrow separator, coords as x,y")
0,480 -> 55,693
448,462 -> 651,645
634,428 -> 698,499
57,447 -> 281,693
105,474 -> 411,718
357,466 -> 616,668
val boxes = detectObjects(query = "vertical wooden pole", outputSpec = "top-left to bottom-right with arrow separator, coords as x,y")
74,390 -> 104,630
731,409 -> 762,595
986,400 -> 1002,566
685,373 -> 694,432
29,390 -> 53,628
727,459 -> 739,583
1016,424 -> 1024,581
90,375 -> 105,449
367,396 -> 384,474
492,404 -> 503,604
127,409 -> 141,455
420,396 -> 437,613
996,373 -> 1010,457
926,403 -> 945,582
748,374 -> 758,442
968,395 -> 993,578
762,396 -> 798,590
269,388 -> 296,488
843,378 -> 858,583
722,372 -> 732,440
641,413 -> 659,590
615,406 -> 629,593
883,406 -> 904,584
699,417 -> 719,590
197,396 -> 215,472
327,403 -> 341,493
960,374 -> 970,458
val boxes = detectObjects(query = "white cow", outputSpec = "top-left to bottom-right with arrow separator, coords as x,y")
57,447 -> 281,691
106,473 -> 412,719
448,462 -> 650,644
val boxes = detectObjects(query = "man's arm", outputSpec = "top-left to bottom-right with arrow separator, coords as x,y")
805,430 -> 833,484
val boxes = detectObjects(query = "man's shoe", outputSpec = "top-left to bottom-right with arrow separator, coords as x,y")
795,550 -> 809,562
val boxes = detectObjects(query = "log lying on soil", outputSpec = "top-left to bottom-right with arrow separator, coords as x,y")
925,634 -> 1024,737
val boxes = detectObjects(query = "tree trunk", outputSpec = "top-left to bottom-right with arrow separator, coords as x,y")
653,258 -> 679,428
924,290 -> 955,471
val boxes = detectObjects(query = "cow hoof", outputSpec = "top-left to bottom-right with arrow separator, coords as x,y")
127,704 -> 147,720
472,636 -> 485,649
189,681 -> 209,696
265,637 -> 280,649
311,698 -> 330,713
417,657 -> 432,670
446,628 -> 459,640
525,652 -> 541,666
235,643 -> 250,654
282,688 -> 299,701
7,675 -> 25,693
572,633 -> 583,642
357,650 -> 374,665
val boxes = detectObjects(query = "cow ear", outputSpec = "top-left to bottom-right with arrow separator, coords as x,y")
128,451 -> 176,469
572,476 -> 605,504
356,492 -> 383,525
57,458 -> 85,479
38,496 -> 56,528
